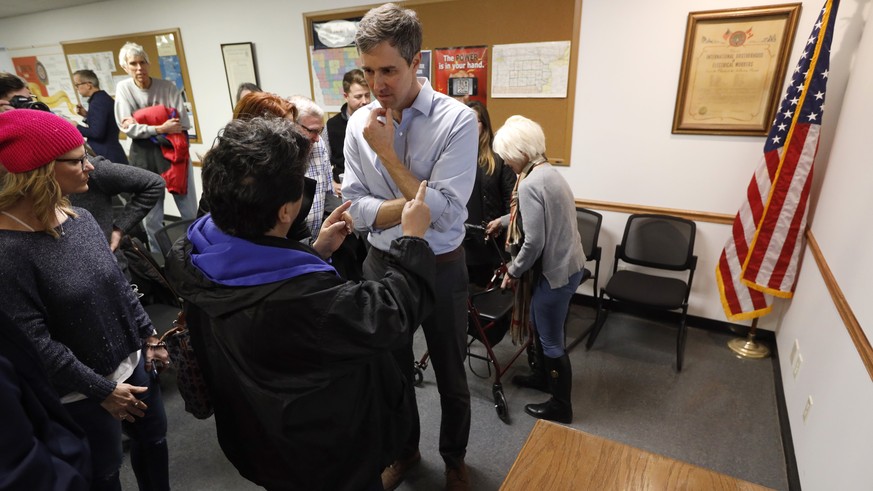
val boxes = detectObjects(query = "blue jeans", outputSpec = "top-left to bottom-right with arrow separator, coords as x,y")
64,356 -> 169,491
531,270 -> 584,358
145,161 -> 197,252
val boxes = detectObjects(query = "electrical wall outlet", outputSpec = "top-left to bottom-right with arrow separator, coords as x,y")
803,396 -> 814,423
792,353 -> 803,378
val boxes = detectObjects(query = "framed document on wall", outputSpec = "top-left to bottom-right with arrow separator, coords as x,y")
221,42 -> 259,107
672,4 -> 801,136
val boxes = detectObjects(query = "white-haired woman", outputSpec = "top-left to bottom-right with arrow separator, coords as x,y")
0,109 -> 170,490
485,115 -> 586,423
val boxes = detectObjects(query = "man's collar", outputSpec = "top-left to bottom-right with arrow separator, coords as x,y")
409,77 -> 433,117
369,77 -> 432,117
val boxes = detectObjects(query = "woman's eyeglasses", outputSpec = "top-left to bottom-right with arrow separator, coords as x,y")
55,155 -> 89,170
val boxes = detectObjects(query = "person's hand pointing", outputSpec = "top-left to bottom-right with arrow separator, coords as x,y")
401,180 -> 430,238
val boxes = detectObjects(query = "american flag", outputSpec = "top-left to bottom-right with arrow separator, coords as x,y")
716,0 -> 840,321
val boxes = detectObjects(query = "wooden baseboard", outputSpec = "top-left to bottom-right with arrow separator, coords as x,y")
569,294 -> 774,342
572,200 -> 872,382
574,199 -> 734,224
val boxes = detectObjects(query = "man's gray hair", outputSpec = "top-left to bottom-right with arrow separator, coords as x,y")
72,69 -> 99,88
355,3 -> 422,65
287,95 -> 323,121
119,42 -> 149,68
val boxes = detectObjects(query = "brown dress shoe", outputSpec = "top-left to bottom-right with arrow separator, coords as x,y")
381,450 -> 421,490
445,462 -> 470,491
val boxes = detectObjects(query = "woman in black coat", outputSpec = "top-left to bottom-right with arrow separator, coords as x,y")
464,101 -> 516,287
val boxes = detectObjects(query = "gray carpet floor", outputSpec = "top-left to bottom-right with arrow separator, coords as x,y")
121,303 -> 788,490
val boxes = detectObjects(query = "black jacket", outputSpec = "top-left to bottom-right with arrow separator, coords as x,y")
465,154 -> 515,266
326,103 -> 349,183
165,233 -> 435,491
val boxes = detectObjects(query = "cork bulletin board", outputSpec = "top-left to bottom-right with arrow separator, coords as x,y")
304,0 -> 583,166
61,28 -> 202,143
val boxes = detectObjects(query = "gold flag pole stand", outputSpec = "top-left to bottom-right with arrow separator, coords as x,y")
728,318 -> 770,359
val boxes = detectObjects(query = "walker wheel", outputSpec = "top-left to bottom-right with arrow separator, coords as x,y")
413,366 -> 424,387
493,386 -> 509,423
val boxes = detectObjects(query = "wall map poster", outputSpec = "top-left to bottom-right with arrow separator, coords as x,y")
310,46 -> 362,112
491,41 -> 571,99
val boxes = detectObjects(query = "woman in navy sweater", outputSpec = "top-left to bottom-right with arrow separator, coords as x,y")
0,109 -> 169,491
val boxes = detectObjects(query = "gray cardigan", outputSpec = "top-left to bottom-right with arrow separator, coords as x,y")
69,155 -> 165,241
503,163 -> 586,289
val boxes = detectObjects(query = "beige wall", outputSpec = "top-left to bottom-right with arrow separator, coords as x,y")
776,6 -> 873,488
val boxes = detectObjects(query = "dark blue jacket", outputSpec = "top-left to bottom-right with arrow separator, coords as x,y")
77,90 -> 128,164
0,310 -> 91,490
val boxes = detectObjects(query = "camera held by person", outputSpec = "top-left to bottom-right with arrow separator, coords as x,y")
8,94 -> 50,111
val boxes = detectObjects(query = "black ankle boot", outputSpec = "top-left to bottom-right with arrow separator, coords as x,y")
524,354 -> 573,424
512,339 -> 548,393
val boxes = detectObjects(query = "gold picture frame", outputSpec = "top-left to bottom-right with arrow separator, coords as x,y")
672,4 -> 801,136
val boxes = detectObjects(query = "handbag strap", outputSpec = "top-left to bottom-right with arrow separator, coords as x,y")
122,235 -> 184,309
159,310 -> 188,343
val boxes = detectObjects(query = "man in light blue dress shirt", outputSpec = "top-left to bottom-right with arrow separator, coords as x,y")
341,4 -> 478,490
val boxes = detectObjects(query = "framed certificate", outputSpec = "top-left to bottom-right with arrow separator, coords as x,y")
672,4 -> 801,136
221,42 -> 260,108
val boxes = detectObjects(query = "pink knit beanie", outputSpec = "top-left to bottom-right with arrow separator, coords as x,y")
0,109 -> 84,173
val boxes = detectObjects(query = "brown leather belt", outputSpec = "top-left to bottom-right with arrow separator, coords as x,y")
435,245 -> 463,263
372,244 -> 463,263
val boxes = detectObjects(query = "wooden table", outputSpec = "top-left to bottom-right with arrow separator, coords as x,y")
501,420 -> 772,490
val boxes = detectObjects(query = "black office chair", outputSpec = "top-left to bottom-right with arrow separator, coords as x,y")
586,213 -> 697,371
155,218 -> 196,260
565,207 -> 602,351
